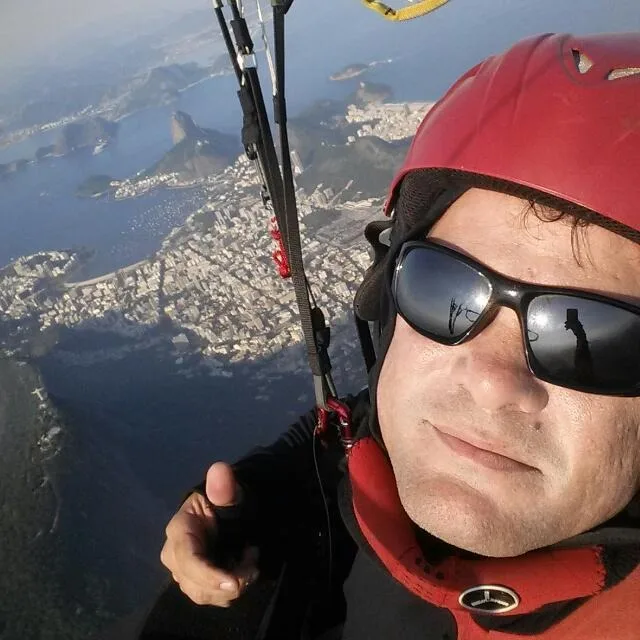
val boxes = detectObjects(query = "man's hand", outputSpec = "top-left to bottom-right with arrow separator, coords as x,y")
160,462 -> 259,607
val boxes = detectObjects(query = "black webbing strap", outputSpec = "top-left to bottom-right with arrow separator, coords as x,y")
272,2 -> 333,406
355,314 -> 376,373
211,0 -> 334,408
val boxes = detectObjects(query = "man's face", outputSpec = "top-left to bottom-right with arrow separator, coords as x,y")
377,188 -> 640,557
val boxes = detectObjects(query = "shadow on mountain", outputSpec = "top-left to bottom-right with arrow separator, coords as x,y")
0,310 -> 365,639
297,136 -> 410,200
287,100 -> 352,166
346,81 -> 392,107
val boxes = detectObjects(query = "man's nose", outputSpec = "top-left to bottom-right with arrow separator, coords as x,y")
448,308 -> 549,414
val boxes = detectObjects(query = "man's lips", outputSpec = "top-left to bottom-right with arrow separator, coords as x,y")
430,423 -> 539,473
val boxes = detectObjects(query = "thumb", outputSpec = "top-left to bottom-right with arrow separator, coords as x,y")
205,461 -> 240,507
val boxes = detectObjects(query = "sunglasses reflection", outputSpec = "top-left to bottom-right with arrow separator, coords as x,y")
564,308 -> 594,383
448,297 -> 481,335
449,298 -> 464,334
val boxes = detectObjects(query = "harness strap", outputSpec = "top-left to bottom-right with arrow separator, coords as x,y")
272,3 -> 335,404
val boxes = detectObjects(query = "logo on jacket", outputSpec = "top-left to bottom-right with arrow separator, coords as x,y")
458,585 -> 520,614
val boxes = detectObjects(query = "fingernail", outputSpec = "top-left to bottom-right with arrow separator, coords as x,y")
220,581 -> 236,592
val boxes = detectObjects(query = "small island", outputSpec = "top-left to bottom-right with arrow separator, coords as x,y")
76,175 -> 119,198
329,63 -> 369,82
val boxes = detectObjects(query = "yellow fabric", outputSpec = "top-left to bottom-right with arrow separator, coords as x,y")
361,0 -> 449,21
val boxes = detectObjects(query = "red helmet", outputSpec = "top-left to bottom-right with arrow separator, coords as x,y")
385,33 -> 640,231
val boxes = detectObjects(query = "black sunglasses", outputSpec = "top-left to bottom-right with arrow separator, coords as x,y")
392,240 -> 640,396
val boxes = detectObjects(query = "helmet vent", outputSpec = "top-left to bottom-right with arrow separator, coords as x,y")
607,67 -> 640,80
571,49 -> 594,74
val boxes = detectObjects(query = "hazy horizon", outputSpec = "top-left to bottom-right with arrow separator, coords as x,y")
2,0 -> 640,99
0,0 -> 207,80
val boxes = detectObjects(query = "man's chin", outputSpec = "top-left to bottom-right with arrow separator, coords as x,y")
397,474 -> 548,557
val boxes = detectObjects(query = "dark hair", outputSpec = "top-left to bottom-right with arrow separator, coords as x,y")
395,169 -> 640,263
522,192 -> 640,265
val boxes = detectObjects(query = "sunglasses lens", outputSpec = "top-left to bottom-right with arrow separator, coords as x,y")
527,295 -> 640,392
394,246 -> 492,341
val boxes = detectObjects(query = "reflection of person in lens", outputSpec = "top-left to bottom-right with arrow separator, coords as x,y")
564,308 -> 594,383
449,297 -> 463,334
449,297 -> 480,335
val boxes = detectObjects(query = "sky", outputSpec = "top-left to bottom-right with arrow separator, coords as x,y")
2,0 -> 640,92
0,0 -> 205,70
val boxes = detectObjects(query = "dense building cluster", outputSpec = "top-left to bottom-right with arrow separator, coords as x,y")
345,101 -> 433,141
